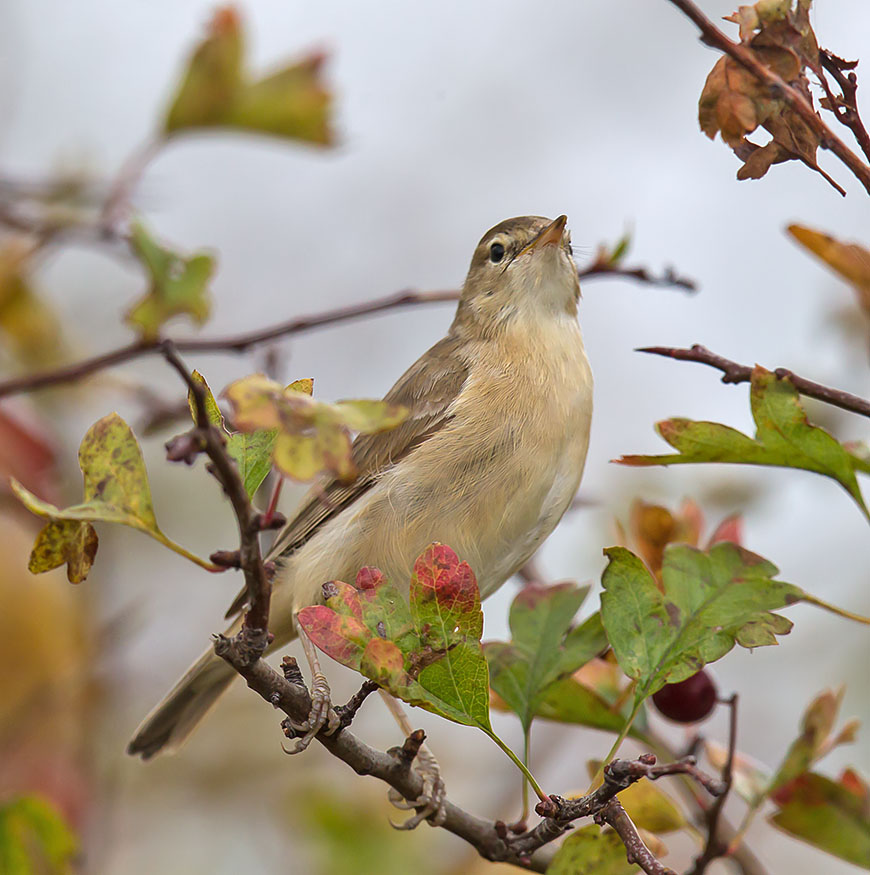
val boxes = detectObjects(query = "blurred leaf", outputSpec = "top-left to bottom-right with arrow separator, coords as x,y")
546,824 -> 639,874
601,543 -> 869,710
617,367 -> 870,521
769,772 -> 870,868
165,7 -> 332,144
0,795 -> 77,875
788,224 -> 870,313
126,220 -> 214,340
0,245 -> 65,370
769,688 -> 859,798
11,413 -> 215,579
188,371 -> 275,497
530,675 -> 631,734
224,373 -> 406,483
706,741 -> 770,804
484,582 -> 606,731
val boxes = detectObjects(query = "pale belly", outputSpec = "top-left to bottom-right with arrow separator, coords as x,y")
269,323 -> 593,639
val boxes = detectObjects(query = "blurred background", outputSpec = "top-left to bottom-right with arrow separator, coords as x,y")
0,0 -> 868,872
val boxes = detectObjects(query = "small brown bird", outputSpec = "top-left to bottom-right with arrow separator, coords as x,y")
128,214 -> 593,759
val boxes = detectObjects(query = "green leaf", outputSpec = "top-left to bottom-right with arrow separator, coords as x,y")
224,373 -> 406,483
531,676 -> 633,734
126,221 -> 214,341
616,367 -> 870,520
485,583 -> 606,731
546,824 -> 639,874
601,543 -> 869,709
188,371 -> 275,498
297,543 -> 543,795
770,772 -> 870,868
0,795 -> 77,875
164,8 -> 332,145
11,413 -> 215,579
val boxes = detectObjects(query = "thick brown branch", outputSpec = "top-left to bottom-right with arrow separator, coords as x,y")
639,344 -> 870,419
508,754 -> 722,859
596,799 -> 677,875
0,259 -> 695,399
665,0 -> 870,196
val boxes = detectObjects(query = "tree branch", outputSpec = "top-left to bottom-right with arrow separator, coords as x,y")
639,344 -> 870,419
596,798 -> 676,875
664,0 -> 870,196
687,694 -> 739,875
0,257 -> 696,400
819,50 -> 870,166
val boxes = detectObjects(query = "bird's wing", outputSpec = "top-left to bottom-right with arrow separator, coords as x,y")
224,333 -> 470,619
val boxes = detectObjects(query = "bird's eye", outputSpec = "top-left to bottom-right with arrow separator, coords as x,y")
489,242 -> 505,263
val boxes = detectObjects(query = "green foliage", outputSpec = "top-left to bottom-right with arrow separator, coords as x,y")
617,367 -> 870,520
188,370 -> 276,498
0,796 -> 77,875
126,220 -> 214,340
600,542 -> 868,709
485,582 -> 609,732
224,373 -> 407,482
11,412 -> 216,580
546,824 -> 639,874
164,7 -> 332,144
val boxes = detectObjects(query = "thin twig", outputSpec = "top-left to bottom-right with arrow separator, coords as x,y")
819,50 -> 870,166
596,799 -> 677,875
0,257 -> 697,400
160,340 -> 271,647
688,694 -> 739,875
639,344 -> 870,419
665,0 -> 870,196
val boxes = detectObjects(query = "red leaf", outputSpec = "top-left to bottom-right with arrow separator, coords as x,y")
356,566 -> 384,590
708,514 -> 744,547
296,605 -> 371,669
360,637 -> 405,684
323,579 -> 363,621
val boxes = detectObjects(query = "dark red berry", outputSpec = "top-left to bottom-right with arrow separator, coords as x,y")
652,670 -> 717,723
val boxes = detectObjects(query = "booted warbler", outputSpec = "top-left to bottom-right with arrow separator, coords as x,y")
129,214 -> 593,758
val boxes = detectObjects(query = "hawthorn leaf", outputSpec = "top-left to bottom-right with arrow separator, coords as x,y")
11,413 -> 215,579
126,221 -> 214,340
546,824 -> 639,875
530,676 -> 630,734
769,772 -> 870,868
0,795 -> 77,875
164,7 -> 332,145
600,543 -> 869,708
484,583 -> 606,731
788,224 -> 870,313
617,367 -> 870,520
188,371 -> 275,498
224,373 -> 406,483
706,741 -> 770,804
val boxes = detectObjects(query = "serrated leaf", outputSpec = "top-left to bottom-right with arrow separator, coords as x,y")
601,543 -> 869,708
546,824 -> 640,874
164,7 -> 332,144
617,367 -> 870,521
485,583 -> 606,731
224,373 -> 406,483
769,772 -> 870,868
0,795 -> 77,875
188,371 -> 275,498
126,220 -> 214,340
788,224 -> 870,313
11,413 -> 214,579
530,675 -> 633,734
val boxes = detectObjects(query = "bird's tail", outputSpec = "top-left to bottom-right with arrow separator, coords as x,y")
126,645 -> 238,760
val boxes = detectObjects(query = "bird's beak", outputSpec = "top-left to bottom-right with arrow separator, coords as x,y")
525,215 -> 568,255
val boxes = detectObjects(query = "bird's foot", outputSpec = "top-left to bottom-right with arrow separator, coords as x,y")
388,745 -> 447,829
283,671 -> 341,754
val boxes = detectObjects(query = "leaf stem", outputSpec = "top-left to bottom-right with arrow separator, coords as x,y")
484,728 -> 548,803
588,698 -> 643,792
153,531 -> 222,572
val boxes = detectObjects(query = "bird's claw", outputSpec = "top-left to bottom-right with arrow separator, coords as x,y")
283,671 -> 340,754
388,747 -> 447,829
